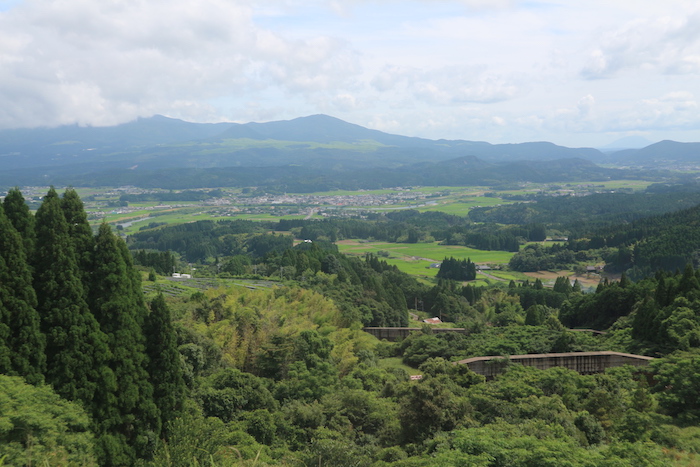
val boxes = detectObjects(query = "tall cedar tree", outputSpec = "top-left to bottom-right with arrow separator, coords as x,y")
33,188 -> 112,404
0,209 -> 13,374
3,187 -> 36,258
0,204 -> 45,384
145,293 -> 186,437
90,223 -> 158,465
61,188 -> 96,290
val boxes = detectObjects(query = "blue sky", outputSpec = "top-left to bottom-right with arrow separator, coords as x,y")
1,0 -> 699,147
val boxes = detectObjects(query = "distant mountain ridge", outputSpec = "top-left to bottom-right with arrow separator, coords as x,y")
599,136 -> 654,151
0,114 -> 692,187
609,140 -> 700,164
0,114 -> 603,170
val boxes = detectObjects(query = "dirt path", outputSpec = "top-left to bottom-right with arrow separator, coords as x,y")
477,271 -> 507,281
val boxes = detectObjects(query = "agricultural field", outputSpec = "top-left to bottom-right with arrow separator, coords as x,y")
416,195 -> 509,215
337,240 -> 516,280
142,276 -> 280,298
62,182 -> 654,285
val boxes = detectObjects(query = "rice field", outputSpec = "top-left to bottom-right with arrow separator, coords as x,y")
337,240 -> 517,280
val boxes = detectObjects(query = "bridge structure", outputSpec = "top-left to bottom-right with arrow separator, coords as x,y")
457,351 -> 654,380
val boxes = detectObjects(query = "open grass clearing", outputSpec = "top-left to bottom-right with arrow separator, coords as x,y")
378,357 -> 421,376
337,240 -> 516,263
416,197 -> 510,215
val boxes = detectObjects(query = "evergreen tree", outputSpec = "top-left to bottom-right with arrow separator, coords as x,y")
33,187 -> 111,405
436,257 -> 477,281
3,187 -> 36,258
145,293 -> 186,438
118,236 -> 153,329
0,204 -> 45,384
89,223 -> 158,464
619,272 -> 631,289
553,276 -> 572,295
679,263 -> 699,295
572,278 -> 582,293
61,188 -> 95,288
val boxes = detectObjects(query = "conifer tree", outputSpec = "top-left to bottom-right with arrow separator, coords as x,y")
61,188 -> 95,288
145,293 -> 186,437
90,223 -> 158,464
0,251 -> 11,375
33,187 -> 112,404
3,187 -> 36,258
117,238 -> 151,328
553,276 -> 572,295
0,204 -> 45,384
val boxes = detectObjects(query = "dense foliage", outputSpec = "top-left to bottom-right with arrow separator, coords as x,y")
436,257 -> 477,281
5,187 -> 700,466
0,188 -> 185,465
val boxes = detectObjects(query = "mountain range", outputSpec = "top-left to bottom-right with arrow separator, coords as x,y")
0,114 -> 696,188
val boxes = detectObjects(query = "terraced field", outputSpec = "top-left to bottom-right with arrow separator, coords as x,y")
142,277 -> 279,297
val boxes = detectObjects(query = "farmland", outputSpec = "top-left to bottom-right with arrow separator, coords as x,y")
16,181 -> 655,282
337,240 -> 517,280
67,180 -> 651,232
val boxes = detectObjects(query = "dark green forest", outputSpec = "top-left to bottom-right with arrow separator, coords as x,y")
5,188 -> 700,466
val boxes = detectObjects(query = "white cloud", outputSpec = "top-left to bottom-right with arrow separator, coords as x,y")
1,0 -> 700,146
0,0 -> 361,128
371,65 -> 524,105
581,13 -> 700,79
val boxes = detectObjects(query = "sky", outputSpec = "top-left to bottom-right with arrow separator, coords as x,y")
1,0 -> 699,147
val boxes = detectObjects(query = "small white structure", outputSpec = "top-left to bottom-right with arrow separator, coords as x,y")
172,273 -> 181,278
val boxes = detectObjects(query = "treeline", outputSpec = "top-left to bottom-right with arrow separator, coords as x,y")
132,249 -> 177,275
504,198 -> 700,277
469,190 -> 700,236
560,265 -> 700,353
0,188 -> 185,465
279,213 -> 542,251
226,244 -> 410,327
508,243 -> 589,272
571,202 -> 700,276
436,257 -> 477,281
127,219 -> 282,262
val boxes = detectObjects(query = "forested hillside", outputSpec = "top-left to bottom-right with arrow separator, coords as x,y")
4,188 -> 700,466
1,187 -> 184,465
500,193 -> 700,278
470,189 -> 700,236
